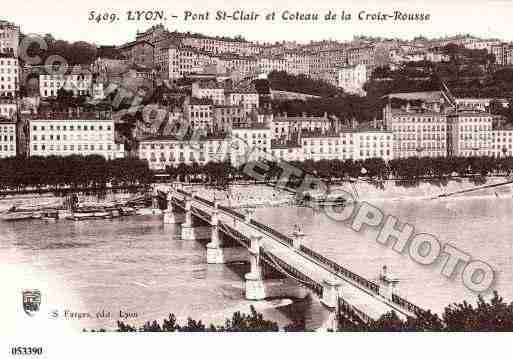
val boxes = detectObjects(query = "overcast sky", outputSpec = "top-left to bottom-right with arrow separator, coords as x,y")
3,0 -> 513,45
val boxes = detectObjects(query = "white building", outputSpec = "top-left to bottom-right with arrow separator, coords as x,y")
28,110 -> 124,159
138,134 -> 230,171
386,108 -> 448,158
39,66 -> 92,98
231,124 -> 271,166
0,99 -> 16,119
337,64 -> 367,95
0,55 -> 19,98
191,81 -> 226,105
225,84 -> 259,114
447,111 -> 493,157
0,20 -> 20,57
492,125 -> 513,158
0,117 -> 16,158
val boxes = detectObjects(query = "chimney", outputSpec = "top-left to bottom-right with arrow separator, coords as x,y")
323,111 -> 327,118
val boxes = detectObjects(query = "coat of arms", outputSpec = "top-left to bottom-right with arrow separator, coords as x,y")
22,289 -> 41,316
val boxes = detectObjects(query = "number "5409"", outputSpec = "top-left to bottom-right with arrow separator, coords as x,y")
88,11 -> 119,23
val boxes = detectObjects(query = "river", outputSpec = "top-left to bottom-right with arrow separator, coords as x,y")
1,184 -> 512,333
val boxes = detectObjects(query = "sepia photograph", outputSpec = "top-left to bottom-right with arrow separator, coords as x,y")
1,0 -> 513,357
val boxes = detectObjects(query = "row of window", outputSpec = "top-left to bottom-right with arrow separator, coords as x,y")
33,144 -> 121,151
32,124 -> 112,131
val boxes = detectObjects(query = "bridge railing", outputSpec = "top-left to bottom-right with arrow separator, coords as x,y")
217,205 -> 245,220
260,248 -> 323,297
176,188 -> 189,196
194,196 -> 215,207
392,293 -> 424,316
299,245 -> 380,295
338,297 -> 373,325
191,206 -> 212,222
249,219 -> 294,247
218,221 -> 251,248
171,198 -> 185,208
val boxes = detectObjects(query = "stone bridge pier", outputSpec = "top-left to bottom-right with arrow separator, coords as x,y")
244,235 -> 309,302
181,191 -> 212,241
163,191 -> 185,224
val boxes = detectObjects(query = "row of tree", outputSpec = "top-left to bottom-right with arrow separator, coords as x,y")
89,291 -> 513,331
0,155 -> 152,191
162,156 -> 513,188
23,33 -> 123,66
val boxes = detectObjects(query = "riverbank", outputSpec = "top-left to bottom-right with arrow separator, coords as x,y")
165,176 -> 513,208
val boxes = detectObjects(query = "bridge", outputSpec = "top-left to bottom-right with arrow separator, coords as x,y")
155,185 -> 423,330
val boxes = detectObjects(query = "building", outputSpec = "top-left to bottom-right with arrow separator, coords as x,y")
212,104 -> 245,132
0,116 -> 16,158
346,45 -> 375,71
492,124 -> 513,158
386,107 -> 447,158
0,55 -> 19,98
39,66 -> 92,98
0,20 -> 20,57
184,98 -> 214,131
191,81 -> 226,105
138,133 -> 230,170
28,110 -> 125,159
272,113 -> 332,141
353,129 -> 394,161
118,40 -> 155,68
337,64 -> 367,95
299,128 -> 393,162
225,83 -> 259,114
446,111 -> 493,157
490,43 -> 513,66
0,98 -> 17,119
231,123 -> 271,166
157,43 -> 213,80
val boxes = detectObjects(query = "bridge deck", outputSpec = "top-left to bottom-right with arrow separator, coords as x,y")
186,195 -> 410,321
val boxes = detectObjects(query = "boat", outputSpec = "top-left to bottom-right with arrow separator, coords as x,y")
1,212 -> 35,221
301,192 -> 346,206
93,211 -> 110,218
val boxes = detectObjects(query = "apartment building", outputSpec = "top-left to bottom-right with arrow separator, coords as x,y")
28,110 -> 124,159
386,107 -> 448,158
118,40 -> 155,68
0,20 -> 19,57
446,111 -> 493,157
212,105 -> 245,132
191,81 -> 226,105
39,66 -> 92,98
0,55 -> 19,98
184,98 -> 214,131
0,116 -> 16,158
492,124 -> 513,157
231,123 -> 271,166
337,64 -> 367,95
138,134 -> 230,170
0,98 -> 17,119
225,84 -> 259,114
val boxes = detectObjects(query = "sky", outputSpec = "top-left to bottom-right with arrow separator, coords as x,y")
3,0 -> 513,46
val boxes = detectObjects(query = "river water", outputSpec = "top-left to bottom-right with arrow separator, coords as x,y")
1,185 -> 512,333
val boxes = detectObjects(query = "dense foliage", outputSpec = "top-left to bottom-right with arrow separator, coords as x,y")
86,292 -> 513,332
22,33 -> 121,66
0,155 -> 152,190
110,306 -> 279,332
366,45 -> 513,99
267,71 -> 342,98
342,292 -> 513,331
